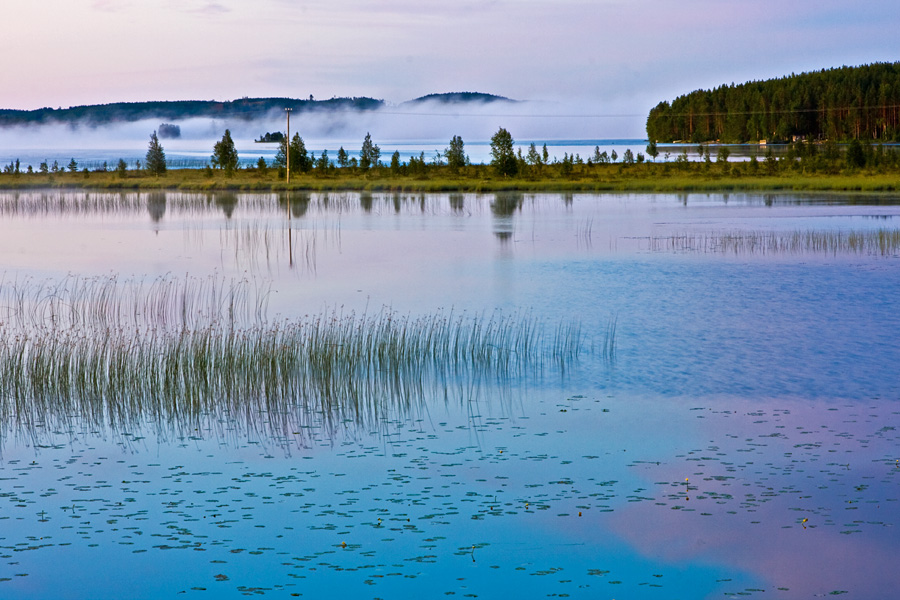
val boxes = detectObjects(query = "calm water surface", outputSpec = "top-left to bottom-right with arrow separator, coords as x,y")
0,190 -> 898,599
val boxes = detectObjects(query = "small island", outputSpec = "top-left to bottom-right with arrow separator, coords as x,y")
255,132 -> 285,143
157,123 -> 181,139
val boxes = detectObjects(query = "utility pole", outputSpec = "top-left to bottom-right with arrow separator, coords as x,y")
284,107 -> 294,267
285,107 -> 292,184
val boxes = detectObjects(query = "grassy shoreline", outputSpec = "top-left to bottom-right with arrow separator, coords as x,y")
2,166 -> 900,193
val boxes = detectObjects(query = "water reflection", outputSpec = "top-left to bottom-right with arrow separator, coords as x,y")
360,191 -> 373,212
605,399 -> 900,598
449,192 -> 465,213
491,192 -> 523,242
278,192 -> 311,219
1,190 -> 898,222
214,192 -> 238,218
147,192 -> 166,223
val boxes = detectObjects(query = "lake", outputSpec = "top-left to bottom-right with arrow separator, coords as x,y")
0,190 -> 898,599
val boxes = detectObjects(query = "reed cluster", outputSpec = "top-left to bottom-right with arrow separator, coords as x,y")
650,228 -> 900,256
0,273 -> 270,331
0,275 -> 605,440
6,165 -> 900,194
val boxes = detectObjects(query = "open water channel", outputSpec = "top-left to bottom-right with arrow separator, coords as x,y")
0,190 -> 897,599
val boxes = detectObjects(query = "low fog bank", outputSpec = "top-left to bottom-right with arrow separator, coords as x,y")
0,100 -> 645,169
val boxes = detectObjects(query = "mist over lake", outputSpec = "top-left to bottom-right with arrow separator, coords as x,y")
0,98 -> 656,171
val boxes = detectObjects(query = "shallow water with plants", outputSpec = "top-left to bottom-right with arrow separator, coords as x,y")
0,190 -> 898,599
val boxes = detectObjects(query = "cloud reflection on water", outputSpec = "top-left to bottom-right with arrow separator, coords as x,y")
607,397 -> 899,597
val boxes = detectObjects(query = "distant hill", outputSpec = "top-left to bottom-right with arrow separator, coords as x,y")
646,62 -> 900,144
0,97 -> 384,128
403,92 -> 515,105
0,92 -> 515,128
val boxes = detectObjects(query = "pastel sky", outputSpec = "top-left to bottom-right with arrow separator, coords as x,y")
2,0 -> 899,137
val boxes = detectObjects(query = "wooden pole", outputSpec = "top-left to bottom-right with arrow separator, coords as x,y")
285,108 -> 292,184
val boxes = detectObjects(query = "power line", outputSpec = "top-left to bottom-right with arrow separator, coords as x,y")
373,110 -> 644,119
305,104 -> 900,120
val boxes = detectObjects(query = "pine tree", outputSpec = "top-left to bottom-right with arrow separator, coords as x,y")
211,129 -> 239,175
291,134 -> 311,173
316,149 -> 330,174
390,150 -> 401,176
359,133 -> 380,170
145,132 -> 167,176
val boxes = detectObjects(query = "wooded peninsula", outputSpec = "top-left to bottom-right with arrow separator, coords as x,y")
647,62 -> 900,144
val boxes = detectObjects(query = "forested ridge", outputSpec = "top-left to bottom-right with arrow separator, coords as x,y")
403,92 -> 512,105
0,97 -> 382,128
646,63 -> 900,144
0,92 -> 511,128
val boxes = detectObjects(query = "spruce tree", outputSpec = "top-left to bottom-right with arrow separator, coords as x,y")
212,129 -> 239,175
145,132 -> 167,176
390,150 -> 401,176
290,134 -> 310,173
359,133 -> 380,170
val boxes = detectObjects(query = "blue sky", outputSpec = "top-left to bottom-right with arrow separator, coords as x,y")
2,0 -> 899,137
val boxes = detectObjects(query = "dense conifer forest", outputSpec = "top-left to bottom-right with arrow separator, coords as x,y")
646,63 -> 900,144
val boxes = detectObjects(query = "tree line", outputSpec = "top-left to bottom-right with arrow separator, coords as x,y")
0,97 -> 383,128
646,62 -> 900,144
132,127 -> 654,179
8,124 -> 898,183
0,92 -> 509,129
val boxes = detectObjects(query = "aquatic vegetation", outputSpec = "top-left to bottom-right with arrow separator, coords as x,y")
650,228 -> 900,256
0,273 -> 271,331
0,276 -> 604,441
